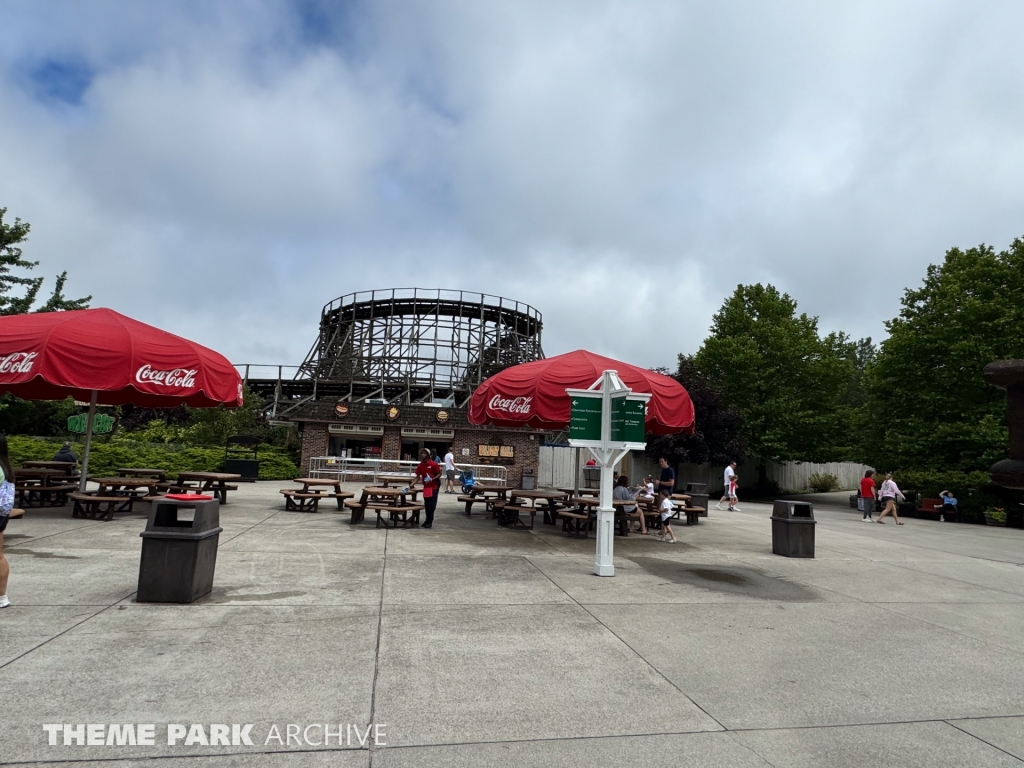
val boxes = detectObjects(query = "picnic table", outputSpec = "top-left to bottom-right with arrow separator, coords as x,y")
22,461 -> 78,475
14,468 -> 77,508
91,477 -> 163,499
280,477 -> 354,512
117,468 -> 168,480
458,485 -> 508,517
171,472 -> 241,504
376,472 -> 416,487
344,486 -> 424,528
509,489 -> 568,526
558,488 -> 598,498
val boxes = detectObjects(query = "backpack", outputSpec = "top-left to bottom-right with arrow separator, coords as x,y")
0,480 -> 14,516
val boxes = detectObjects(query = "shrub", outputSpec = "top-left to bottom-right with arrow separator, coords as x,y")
807,472 -> 840,493
6,435 -> 298,480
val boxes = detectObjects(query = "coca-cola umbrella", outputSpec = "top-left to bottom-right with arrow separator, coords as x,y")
469,350 -> 695,493
469,349 -> 695,434
0,308 -> 244,490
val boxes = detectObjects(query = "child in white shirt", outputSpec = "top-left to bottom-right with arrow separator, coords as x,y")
658,495 -> 678,543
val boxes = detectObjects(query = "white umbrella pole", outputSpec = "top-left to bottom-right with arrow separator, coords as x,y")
78,390 -> 98,492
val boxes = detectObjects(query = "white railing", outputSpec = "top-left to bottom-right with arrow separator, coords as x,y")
306,456 -> 508,486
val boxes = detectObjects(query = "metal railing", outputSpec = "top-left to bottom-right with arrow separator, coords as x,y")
306,456 -> 508,486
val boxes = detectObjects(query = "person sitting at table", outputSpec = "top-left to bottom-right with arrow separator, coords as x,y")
52,442 -> 78,464
938,490 -> 958,522
637,476 -> 655,501
613,475 -> 647,535
411,448 -> 441,529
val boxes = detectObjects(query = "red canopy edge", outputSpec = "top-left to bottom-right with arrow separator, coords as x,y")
468,349 -> 695,435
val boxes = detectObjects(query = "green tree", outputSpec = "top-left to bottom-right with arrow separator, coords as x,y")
0,207 -> 91,314
645,358 -> 746,467
863,237 -> 1024,471
694,284 -> 854,478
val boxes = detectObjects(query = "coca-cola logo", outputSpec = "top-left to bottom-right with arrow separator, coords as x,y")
136,364 -> 198,389
488,394 -> 532,415
0,351 -> 37,374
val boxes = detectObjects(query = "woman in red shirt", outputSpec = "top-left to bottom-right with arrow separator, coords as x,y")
412,448 -> 441,528
859,470 -> 876,522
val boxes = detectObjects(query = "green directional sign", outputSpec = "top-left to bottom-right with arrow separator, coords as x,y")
611,396 -> 646,443
68,413 -> 115,434
569,393 -> 603,441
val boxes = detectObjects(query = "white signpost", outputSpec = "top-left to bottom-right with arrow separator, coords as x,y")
567,370 -> 650,576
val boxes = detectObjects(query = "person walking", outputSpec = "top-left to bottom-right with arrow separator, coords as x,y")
876,473 -> 905,524
728,473 -> 740,511
411,448 -> 441,529
859,470 -> 876,521
443,446 -> 458,494
717,461 -> 737,510
657,492 -> 678,543
0,436 -> 17,608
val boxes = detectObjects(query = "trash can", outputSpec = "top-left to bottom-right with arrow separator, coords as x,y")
685,483 -> 709,517
521,468 -> 537,491
137,498 -> 223,603
771,500 -> 815,558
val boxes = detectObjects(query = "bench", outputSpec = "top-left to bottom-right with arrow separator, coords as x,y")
280,490 -> 327,512
495,503 -> 536,529
916,497 -> 955,522
344,498 -> 367,524
558,510 -> 590,538
368,504 -> 423,529
70,492 -> 135,521
682,505 -> 706,525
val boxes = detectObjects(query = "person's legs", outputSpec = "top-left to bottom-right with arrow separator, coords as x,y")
878,499 -> 893,522
423,494 -> 437,527
662,521 -> 675,541
0,530 -> 9,607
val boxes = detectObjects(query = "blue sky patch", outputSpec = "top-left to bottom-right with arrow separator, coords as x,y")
26,57 -> 94,106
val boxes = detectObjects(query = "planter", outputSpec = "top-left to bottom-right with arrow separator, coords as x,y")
983,512 -> 1004,527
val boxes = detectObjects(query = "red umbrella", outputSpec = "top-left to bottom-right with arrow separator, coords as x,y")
468,349 -> 695,434
0,308 -> 243,488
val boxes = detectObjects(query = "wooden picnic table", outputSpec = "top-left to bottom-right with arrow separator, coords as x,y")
509,488 -> 568,525
91,477 -> 163,498
344,486 -> 423,528
458,486 -> 508,517
279,477 -> 354,512
117,468 -> 168,480
173,472 -> 241,504
376,472 -> 417,487
22,460 -> 78,474
14,468 -> 77,507
558,488 -> 597,497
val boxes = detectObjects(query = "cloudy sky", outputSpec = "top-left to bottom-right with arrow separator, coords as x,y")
1,0 -> 1022,374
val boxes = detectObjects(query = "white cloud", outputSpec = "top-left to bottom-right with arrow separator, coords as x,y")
1,0 -> 1022,372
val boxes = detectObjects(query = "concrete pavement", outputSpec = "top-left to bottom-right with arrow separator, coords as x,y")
1,483 -> 1021,766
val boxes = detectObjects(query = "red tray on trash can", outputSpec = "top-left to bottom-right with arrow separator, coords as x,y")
164,493 -> 214,501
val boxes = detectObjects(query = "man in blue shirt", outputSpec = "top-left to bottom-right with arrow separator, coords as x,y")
657,457 -> 675,498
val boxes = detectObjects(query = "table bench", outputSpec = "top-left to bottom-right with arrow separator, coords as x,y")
558,509 -> 590,538
494,502 -> 536,529
70,492 -> 135,521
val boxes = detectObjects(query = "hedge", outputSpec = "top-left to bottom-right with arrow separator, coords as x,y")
6,436 -> 299,481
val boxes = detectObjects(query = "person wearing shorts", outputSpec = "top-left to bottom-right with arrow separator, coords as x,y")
443,447 -> 457,494
658,494 -> 678,543
877,473 -> 904,524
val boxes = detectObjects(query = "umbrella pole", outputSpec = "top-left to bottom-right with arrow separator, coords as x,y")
78,390 -> 98,492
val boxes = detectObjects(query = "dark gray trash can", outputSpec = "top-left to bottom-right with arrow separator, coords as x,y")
685,483 -> 709,516
521,468 -> 537,490
137,498 -> 223,603
771,500 -> 815,558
